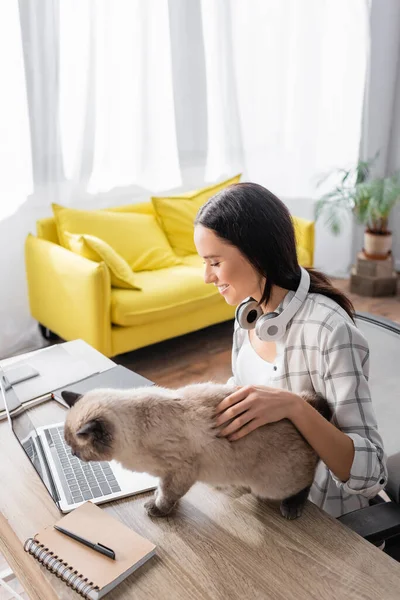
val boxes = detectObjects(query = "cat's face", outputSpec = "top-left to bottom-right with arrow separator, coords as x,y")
62,391 -> 116,462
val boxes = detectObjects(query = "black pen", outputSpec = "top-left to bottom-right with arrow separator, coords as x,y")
54,525 -> 116,560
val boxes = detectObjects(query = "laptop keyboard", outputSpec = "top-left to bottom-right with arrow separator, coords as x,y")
49,426 -> 121,504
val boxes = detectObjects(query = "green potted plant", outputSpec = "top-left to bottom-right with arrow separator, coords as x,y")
315,158 -> 400,259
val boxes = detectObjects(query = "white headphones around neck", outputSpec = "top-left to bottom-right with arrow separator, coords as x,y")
235,267 -> 310,342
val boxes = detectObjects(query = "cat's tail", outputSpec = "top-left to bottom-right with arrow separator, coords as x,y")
301,392 -> 332,421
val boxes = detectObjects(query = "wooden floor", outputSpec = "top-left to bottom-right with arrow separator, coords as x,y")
115,277 -> 400,387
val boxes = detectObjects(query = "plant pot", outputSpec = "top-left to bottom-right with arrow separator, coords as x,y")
363,231 -> 392,260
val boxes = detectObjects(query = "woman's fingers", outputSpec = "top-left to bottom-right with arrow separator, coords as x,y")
215,395 -> 253,427
218,410 -> 255,438
216,386 -> 252,416
228,419 -> 260,441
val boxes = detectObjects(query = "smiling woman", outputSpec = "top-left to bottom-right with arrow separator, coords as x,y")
193,182 -> 388,519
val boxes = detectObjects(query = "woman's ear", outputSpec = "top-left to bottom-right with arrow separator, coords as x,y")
61,390 -> 83,408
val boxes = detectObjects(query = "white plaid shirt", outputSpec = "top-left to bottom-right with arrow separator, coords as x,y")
229,291 -> 388,517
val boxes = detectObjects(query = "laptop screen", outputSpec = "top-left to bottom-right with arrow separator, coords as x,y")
0,367 -> 58,502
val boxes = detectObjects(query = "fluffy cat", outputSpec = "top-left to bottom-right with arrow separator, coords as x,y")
62,382 -> 330,519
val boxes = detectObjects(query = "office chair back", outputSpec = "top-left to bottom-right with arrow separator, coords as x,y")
355,313 -> 400,504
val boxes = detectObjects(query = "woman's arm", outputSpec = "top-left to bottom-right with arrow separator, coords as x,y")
310,320 -> 387,496
288,397 -> 354,482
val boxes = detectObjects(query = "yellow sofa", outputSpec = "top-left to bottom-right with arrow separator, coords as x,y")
25,201 -> 314,357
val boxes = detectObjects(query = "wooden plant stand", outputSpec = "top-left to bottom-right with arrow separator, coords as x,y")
350,252 -> 398,297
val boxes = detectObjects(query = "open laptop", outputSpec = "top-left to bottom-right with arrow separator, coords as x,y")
0,364 -> 158,513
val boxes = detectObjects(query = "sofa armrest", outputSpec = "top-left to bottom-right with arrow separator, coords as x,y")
25,234 -> 112,356
338,502 -> 400,545
292,216 -> 315,267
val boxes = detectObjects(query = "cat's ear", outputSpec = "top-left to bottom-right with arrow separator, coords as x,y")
61,391 -> 83,408
77,419 -> 113,447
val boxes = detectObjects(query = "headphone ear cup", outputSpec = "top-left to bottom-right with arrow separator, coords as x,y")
255,311 -> 284,341
235,298 -> 263,330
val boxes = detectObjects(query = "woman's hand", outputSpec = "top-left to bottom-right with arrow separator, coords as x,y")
215,385 -> 301,441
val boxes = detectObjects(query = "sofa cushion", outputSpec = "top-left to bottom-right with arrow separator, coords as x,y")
52,203 -> 182,271
110,265 -> 222,327
151,174 -> 241,256
64,232 -> 141,290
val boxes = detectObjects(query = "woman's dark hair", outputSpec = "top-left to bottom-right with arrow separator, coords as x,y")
194,182 -> 355,320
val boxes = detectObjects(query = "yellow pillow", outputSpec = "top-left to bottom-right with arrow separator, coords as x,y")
151,174 -> 242,256
64,232 -> 141,289
52,204 -> 182,271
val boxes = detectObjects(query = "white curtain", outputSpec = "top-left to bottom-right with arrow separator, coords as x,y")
0,3 -> 32,221
1,0 -> 369,358
0,3 -> 38,359
59,0 -> 181,196
200,0 -> 368,196
200,0 -> 369,276
18,0 -> 181,207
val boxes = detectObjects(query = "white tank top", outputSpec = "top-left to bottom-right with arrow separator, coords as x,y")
236,332 -> 277,386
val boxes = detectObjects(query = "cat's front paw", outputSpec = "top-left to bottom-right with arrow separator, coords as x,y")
144,498 -> 171,518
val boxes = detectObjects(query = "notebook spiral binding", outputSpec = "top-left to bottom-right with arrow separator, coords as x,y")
24,538 -> 99,598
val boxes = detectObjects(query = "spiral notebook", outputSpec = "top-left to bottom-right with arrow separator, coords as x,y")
24,501 -> 156,599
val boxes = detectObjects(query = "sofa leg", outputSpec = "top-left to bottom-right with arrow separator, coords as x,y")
38,323 -> 59,341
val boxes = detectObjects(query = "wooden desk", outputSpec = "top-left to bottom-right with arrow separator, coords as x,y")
1,393 -> 400,599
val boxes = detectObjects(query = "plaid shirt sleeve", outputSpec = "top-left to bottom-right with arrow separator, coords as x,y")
316,320 -> 388,498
